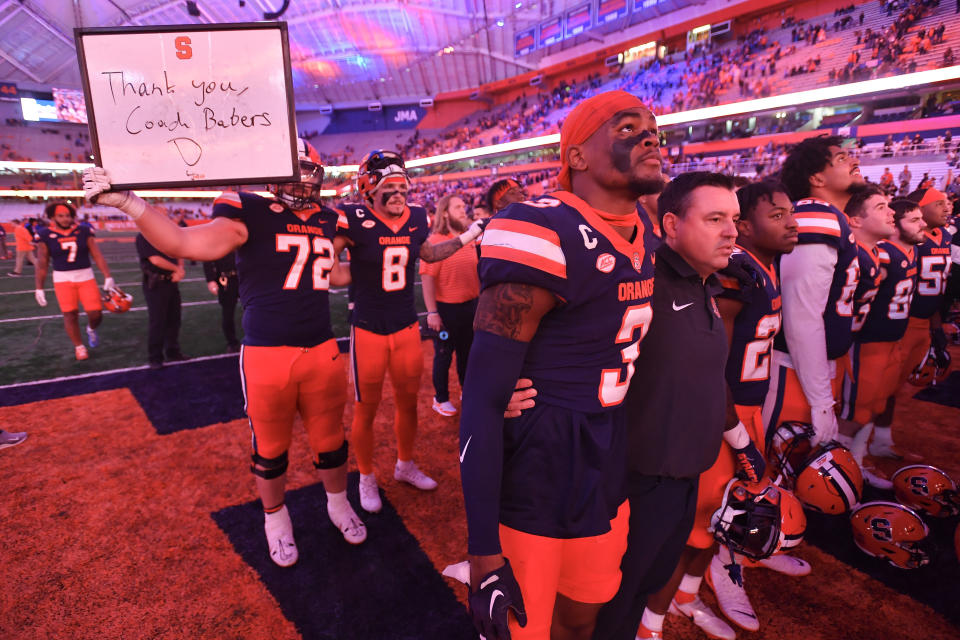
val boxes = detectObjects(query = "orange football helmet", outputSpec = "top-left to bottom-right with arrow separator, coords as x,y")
777,486 -> 807,551
271,138 -> 324,210
849,501 -> 931,569
355,150 -> 408,204
711,478 -> 782,561
907,346 -> 937,387
892,465 -> 960,517
102,288 -> 133,313
793,443 -> 863,515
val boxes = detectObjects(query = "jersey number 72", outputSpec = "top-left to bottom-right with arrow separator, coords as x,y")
276,234 -> 335,290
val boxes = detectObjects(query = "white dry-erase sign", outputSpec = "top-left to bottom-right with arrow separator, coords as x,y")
75,22 -> 298,189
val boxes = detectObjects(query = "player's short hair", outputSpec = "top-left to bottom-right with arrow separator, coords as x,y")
732,175 -> 752,190
736,180 -> 790,223
44,201 -> 77,220
844,184 -> 886,218
485,178 -> 522,212
657,171 -> 735,224
889,197 -> 920,223
779,134 -> 845,201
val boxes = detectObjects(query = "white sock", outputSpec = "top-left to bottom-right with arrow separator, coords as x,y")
396,459 -> 414,471
849,422 -> 874,462
678,573 -> 703,595
264,504 -> 290,523
641,608 -> 665,633
872,425 -> 893,446
326,490 -> 349,510
360,472 -> 377,485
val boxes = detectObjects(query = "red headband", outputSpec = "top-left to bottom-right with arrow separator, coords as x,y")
557,90 -> 647,191
918,188 -> 947,207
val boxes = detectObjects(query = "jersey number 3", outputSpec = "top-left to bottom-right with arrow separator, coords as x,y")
276,234 -> 335,290
599,304 -> 653,407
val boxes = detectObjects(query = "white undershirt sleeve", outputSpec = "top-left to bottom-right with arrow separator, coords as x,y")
779,242 -> 838,412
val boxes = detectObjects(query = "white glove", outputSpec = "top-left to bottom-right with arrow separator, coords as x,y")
82,167 -> 147,219
458,218 -> 487,246
810,405 -> 838,447
35,289 -> 47,307
103,277 -> 117,293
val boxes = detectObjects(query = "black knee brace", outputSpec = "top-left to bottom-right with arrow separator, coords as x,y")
250,451 -> 289,479
313,440 -> 348,470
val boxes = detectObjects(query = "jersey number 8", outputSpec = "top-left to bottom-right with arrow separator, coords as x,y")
382,246 -> 409,292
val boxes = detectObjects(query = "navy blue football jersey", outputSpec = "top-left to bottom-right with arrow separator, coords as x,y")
851,242 -> 883,333
212,192 -> 341,348
858,240 -> 917,343
36,224 -> 94,271
337,203 -> 430,335
910,228 -> 952,319
479,191 -> 656,413
717,247 -> 782,407
774,198 -> 859,360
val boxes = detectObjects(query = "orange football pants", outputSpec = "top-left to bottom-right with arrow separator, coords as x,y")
844,340 -> 905,424
54,279 -> 102,313
501,501 -> 630,639
240,340 -> 347,460
897,316 -> 931,386
688,405 -> 764,549
763,353 -> 849,436
349,323 -> 423,474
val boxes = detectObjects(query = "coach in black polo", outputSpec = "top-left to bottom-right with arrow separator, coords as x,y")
594,172 -> 739,640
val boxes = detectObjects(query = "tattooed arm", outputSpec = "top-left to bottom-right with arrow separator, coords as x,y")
473,282 -> 558,339
460,282 -> 557,593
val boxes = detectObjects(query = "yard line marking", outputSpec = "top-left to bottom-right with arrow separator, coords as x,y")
0,299 -> 220,324
0,278 -> 206,296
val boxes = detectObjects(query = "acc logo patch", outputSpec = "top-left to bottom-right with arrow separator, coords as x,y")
269,203 -> 285,213
362,220 -> 377,229
901,260 -> 908,269
596,253 -> 616,273
632,250 -> 644,273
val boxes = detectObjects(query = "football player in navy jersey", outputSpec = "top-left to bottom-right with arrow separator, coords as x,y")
843,198 -> 925,474
334,150 -> 485,513
763,135 -> 865,447
873,187 -> 954,457
82,139 -> 367,567
835,185 -> 897,486
458,91 -> 661,640
34,202 -> 117,361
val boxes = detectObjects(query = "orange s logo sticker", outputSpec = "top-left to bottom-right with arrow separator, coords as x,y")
175,36 -> 192,60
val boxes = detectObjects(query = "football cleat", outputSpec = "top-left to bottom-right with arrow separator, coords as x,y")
394,461 -> 438,490
327,499 -> 367,545
359,474 -> 382,513
102,288 -> 133,313
0,429 -> 28,450
892,465 -> 960,517
744,553 -> 811,576
75,345 -> 89,361
432,398 -> 457,417
264,505 -> 298,567
849,501 -> 931,569
706,552 -> 760,631
669,594 -> 736,640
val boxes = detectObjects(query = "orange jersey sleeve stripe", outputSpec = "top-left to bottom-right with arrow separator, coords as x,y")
485,218 -> 561,247
213,191 -> 242,208
481,244 -> 567,279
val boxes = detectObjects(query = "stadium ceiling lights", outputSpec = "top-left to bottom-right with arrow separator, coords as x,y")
3,65 -> 959,197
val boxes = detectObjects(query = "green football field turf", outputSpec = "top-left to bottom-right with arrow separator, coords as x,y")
0,230 -> 425,386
